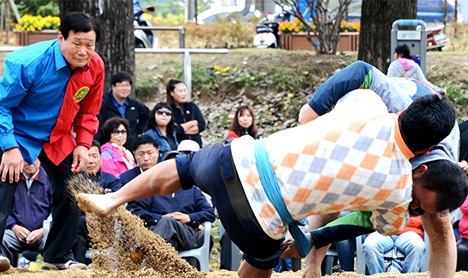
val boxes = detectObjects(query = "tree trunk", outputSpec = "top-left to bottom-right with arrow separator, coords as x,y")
358,0 -> 417,73
59,0 -> 135,94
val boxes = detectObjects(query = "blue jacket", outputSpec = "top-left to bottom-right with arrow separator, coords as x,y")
144,127 -> 178,163
128,186 -> 215,228
120,167 -> 141,186
87,170 -> 123,193
0,40 -> 71,163
6,166 -> 52,231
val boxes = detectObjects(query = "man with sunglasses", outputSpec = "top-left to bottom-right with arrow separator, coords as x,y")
96,71 -> 150,151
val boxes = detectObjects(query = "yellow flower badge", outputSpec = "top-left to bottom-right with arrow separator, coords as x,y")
74,86 -> 89,102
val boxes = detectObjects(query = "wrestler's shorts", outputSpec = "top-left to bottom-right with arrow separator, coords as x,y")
175,143 -> 283,270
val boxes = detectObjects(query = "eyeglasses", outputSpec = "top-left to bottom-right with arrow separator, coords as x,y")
112,129 -> 127,135
156,109 -> 172,116
115,83 -> 131,88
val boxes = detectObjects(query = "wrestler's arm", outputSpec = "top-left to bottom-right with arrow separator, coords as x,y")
298,104 -> 319,125
301,61 -> 411,125
281,211 -> 375,259
422,210 -> 456,278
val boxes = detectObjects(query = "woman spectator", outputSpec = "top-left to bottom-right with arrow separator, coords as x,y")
144,102 -> 178,163
166,78 -> 206,147
100,117 -> 136,177
387,44 -> 445,94
226,105 -> 258,139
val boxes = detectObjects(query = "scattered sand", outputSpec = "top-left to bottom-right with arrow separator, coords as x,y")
2,175 -> 468,278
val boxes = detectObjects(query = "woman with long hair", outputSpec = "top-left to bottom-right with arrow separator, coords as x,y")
227,105 -> 258,139
387,44 -> 445,94
166,78 -> 206,147
144,102 -> 178,163
100,117 -> 136,177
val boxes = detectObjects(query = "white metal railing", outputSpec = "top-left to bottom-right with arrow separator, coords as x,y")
0,47 -> 229,100
134,26 -> 185,48
136,48 -> 229,99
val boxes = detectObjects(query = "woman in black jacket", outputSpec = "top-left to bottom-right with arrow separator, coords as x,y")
166,78 -> 206,147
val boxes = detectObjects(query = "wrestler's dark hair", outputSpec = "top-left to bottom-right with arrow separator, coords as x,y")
165,78 -> 185,105
229,105 -> 258,139
101,117 -> 130,144
418,160 -> 468,212
133,135 -> 159,151
399,94 -> 456,152
395,44 -> 411,59
111,72 -> 133,86
60,12 -> 100,43
91,140 -> 101,153
144,102 -> 175,136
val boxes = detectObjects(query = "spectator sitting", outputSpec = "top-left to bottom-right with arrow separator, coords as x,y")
144,102 -> 178,163
0,159 -> 52,267
72,140 -> 122,264
387,44 -> 445,94
363,216 -> 426,274
124,140 -> 215,269
166,78 -> 206,147
100,117 -> 137,177
96,71 -> 150,150
120,135 -> 160,187
226,105 -> 258,139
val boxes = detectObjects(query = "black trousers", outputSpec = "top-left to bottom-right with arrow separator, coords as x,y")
457,237 -> 468,271
0,150 -> 80,263
149,217 -> 203,251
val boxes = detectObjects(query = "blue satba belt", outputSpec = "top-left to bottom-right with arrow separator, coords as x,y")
254,139 -> 312,259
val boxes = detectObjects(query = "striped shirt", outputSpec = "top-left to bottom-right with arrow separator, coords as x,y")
231,90 -> 414,240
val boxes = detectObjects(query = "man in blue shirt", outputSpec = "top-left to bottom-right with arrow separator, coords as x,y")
96,71 -> 150,150
0,12 -> 104,272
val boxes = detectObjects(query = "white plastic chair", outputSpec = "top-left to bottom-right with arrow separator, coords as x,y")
178,221 -> 212,271
356,235 -> 406,274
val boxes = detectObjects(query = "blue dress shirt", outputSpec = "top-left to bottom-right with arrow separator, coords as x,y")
0,39 -> 71,163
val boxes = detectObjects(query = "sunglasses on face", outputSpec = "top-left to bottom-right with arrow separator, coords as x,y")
112,129 -> 127,135
156,109 -> 172,116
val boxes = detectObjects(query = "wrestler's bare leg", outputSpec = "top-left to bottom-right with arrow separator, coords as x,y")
303,213 -> 340,278
238,261 -> 273,278
77,160 -> 181,217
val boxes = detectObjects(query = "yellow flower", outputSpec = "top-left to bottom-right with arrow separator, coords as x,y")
221,67 -> 230,73
16,14 -> 60,31
214,65 -> 221,71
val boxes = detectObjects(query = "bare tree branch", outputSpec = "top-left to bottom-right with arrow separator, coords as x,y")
274,0 -> 352,54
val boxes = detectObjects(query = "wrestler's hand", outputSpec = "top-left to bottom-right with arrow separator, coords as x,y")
459,160 -> 468,174
279,237 -> 302,259
72,145 -> 89,173
0,148 -> 24,183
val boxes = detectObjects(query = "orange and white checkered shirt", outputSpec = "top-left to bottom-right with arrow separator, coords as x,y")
231,90 -> 415,240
